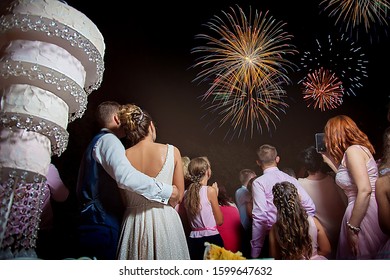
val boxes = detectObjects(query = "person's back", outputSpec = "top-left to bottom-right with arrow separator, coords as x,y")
297,146 -> 347,259
76,101 -> 176,260
183,157 -> 224,259
307,216 -> 330,260
39,163 -> 69,232
218,185 -> 243,253
375,126 -> 390,259
76,129 -> 126,260
321,115 -> 388,259
218,203 -> 243,253
235,169 -> 256,258
235,169 -> 256,231
299,175 -> 346,250
125,142 -> 175,180
269,182 -> 330,260
116,103 -> 189,260
251,144 -> 316,259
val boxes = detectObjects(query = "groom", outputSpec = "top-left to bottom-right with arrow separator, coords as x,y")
76,101 -> 179,260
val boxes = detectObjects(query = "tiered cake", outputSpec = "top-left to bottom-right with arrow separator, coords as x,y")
0,0 -> 105,259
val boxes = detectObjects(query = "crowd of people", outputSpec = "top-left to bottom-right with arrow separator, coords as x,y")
36,101 -> 390,260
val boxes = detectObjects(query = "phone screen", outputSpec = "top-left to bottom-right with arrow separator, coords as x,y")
315,133 -> 326,153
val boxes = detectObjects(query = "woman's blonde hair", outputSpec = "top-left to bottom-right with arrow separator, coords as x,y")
182,156 -> 191,178
117,103 -> 152,146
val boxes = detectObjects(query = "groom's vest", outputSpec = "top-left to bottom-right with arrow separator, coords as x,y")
77,130 -> 125,230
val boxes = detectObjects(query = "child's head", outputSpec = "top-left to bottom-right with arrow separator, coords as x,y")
185,156 -> 211,217
272,181 -> 301,210
239,169 -> 257,186
187,156 -> 210,184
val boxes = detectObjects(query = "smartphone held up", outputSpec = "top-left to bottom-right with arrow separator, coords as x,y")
315,133 -> 326,153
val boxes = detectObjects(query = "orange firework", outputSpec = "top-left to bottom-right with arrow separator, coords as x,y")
191,5 -> 297,138
203,71 -> 289,140
302,67 -> 344,111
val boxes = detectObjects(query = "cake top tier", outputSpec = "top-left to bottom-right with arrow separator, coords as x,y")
0,0 -> 105,94
0,0 -> 105,56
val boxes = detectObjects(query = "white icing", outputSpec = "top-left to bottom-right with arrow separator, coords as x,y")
0,0 -> 105,91
1,40 -> 86,88
0,128 -> 51,176
0,0 -> 105,253
1,0 -> 105,57
0,84 -> 69,129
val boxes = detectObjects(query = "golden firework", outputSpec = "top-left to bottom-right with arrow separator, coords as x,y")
192,5 -> 297,138
320,0 -> 390,34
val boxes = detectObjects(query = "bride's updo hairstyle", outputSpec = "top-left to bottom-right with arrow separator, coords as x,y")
118,104 -> 152,146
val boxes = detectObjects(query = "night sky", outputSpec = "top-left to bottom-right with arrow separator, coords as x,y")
56,0 -> 390,198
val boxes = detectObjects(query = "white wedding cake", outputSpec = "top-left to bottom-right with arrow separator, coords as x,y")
0,0 -> 105,259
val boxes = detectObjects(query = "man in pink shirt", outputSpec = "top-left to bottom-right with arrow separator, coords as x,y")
251,144 -> 316,259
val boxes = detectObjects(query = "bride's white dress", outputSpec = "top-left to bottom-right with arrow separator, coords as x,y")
117,144 -> 190,259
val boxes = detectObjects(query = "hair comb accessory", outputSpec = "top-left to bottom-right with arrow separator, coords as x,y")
136,106 -> 144,124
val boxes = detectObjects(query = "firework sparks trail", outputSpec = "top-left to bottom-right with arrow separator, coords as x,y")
203,71 -> 289,140
302,67 -> 344,111
299,33 -> 368,97
191,5 -> 297,139
320,0 -> 390,39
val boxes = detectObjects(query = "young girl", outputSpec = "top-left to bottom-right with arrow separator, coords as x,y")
269,181 -> 331,260
182,156 -> 224,260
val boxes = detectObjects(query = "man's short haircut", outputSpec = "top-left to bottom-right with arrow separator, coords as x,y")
239,169 -> 256,186
256,144 -> 278,164
96,101 -> 120,128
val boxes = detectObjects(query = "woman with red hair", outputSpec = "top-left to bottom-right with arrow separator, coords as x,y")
321,115 -> 387,259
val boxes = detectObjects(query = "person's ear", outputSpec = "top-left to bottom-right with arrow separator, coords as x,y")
275,156 -> 280,164
113,114 -> 120,125
150,121 -> 156,141
150,121 -> 155,132
206,168 -> 212,179
256,160 -> 261,167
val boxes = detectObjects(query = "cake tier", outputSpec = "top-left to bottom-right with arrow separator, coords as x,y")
1,84 -> 69,129
0,0 -> 105,57
0,0 -> 105,94
0,39 -> 86,116
0,128 -> 51,177
0,59 -> 86,118
1,40 -> 86,88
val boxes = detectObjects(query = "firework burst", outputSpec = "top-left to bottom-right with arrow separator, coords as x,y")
191,5 -> 297,138
202,72 -> 289,140
299,33 -> 368,97
301,67 -> 344,111
320,0 -> 390,40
